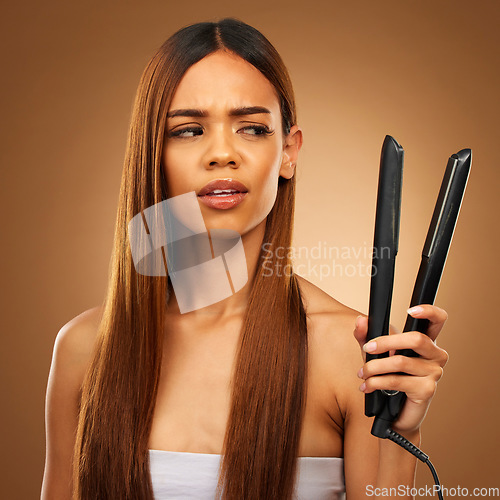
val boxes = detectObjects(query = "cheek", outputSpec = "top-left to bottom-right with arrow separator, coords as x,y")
162,148 -> 194,195
252,148 -> 283,206
248,136 -> 283,173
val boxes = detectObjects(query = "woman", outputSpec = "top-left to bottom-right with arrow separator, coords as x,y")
42,18 -> 449,499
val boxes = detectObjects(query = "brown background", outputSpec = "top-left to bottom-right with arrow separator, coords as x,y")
1,0 -> 498,497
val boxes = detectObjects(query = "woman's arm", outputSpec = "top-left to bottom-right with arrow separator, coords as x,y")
343,305 -> 448,498
41,308 -> 101,500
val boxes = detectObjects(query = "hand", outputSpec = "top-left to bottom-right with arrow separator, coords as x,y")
353,305 -> 449,434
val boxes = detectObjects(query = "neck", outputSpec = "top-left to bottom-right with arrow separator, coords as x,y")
165,219 -> 266,320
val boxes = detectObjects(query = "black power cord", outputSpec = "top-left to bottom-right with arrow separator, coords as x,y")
372,418 -> 444,500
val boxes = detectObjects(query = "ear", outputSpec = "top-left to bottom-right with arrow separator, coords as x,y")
279,125 -> 303,179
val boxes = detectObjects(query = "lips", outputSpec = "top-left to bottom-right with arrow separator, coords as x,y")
197,178 -> 248,210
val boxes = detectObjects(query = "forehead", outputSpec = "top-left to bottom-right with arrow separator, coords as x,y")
168,50 -> 281,113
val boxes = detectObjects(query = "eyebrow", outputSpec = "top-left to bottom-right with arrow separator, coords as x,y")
166,106 -> 272,118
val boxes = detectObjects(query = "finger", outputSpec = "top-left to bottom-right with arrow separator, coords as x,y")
362,331 -> 449,366
406,304 -> 448,342
358,355 -> 444,381
360,374 -> 438,402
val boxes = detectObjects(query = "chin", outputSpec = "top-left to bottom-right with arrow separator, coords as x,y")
203,218 -> 246,236
203,213 -> 265,239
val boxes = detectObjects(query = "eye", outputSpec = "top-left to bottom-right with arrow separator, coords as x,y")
239,125 -> 273,136
168,126 -> 204,138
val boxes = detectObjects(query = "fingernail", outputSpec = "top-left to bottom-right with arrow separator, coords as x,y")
357,367 -> 364,378
407,306 -> 423,316
363,341 -> 376,353
359,382 -> 366,392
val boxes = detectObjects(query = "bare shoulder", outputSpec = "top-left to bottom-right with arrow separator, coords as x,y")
54,305 -> 104,366
48,305 -> 105,408
296,275 -> 365,415
41,306 -> 104,499
296,274 -> 361,343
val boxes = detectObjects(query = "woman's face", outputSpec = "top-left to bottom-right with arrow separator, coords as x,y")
162,50 -> 301,236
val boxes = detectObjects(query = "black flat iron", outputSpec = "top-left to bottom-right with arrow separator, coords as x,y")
365,135 -> 472,437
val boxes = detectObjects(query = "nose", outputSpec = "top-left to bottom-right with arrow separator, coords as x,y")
203,128 -> 240,170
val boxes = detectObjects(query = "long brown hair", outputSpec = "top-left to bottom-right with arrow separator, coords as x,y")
73,18 -> 308,499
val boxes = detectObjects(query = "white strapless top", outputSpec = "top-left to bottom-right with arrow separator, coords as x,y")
149,449 -> 345,499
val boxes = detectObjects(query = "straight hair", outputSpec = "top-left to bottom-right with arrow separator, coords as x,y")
73,18 -> 308,499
